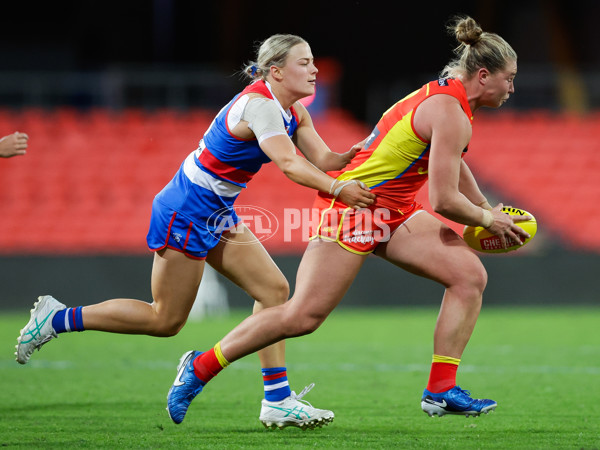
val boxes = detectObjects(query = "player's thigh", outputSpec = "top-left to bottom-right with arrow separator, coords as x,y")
374,211 -> 486,288
206,224 -> 289,304
286,239 -> 368,320
150,248 -> 205,318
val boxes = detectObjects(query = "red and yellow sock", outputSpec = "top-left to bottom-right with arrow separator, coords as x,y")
192,342 -> 230,383
426,354 -> 460,393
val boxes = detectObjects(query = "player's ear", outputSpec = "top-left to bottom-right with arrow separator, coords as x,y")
478,67 -> 490,85
270,65 -> 284,82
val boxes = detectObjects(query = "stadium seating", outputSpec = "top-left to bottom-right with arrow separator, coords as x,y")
0,108 -> 598,255
467,110 -> 600,251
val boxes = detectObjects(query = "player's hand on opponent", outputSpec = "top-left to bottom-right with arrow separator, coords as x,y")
332,179 -> 375,210
338,138 -> 367,167
486,203 -> 531,248
0,131 -> 29,158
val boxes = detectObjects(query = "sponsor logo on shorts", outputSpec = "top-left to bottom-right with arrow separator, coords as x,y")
342,230 -> 375,245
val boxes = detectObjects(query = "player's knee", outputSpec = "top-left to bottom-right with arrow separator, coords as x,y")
152,316 -> 187,337
456,260 -> 487,301
446,252 -> 487,300
271,279 -> 290,305
469,262 -> 488,294
255,278 -> 290,307
283,310 -> 326,337
301,314 -> 326,335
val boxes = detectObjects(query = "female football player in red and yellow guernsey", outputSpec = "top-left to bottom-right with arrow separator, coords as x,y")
15,34 -> 375,429
165,16 -> 531,420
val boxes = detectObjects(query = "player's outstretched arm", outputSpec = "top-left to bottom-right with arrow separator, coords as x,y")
261,134 -> 375,209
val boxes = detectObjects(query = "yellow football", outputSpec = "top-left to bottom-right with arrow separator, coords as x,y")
463,206 -> 537,253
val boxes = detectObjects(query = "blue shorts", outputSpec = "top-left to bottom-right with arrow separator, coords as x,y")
146,198 -> 241,260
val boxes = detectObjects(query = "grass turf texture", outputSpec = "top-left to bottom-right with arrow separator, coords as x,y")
1,306 -> 599,449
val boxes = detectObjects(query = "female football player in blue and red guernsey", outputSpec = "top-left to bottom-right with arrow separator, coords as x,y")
170,16 -> 531,420
16,34 -> 374,429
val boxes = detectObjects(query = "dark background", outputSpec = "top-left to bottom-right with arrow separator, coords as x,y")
2,0 -> 600,120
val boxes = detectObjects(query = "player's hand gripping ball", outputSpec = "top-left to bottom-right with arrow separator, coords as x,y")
463,206 -> 537,253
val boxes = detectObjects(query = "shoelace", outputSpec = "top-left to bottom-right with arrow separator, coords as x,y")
454,386 -> 471,397
290,383 -> 315,407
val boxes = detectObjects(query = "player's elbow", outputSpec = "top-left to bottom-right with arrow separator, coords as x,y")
279,157 -> 303,183
430,189 -> 460,217
430,198 -> 453,216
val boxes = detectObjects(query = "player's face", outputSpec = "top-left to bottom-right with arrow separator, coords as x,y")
482,59 -> 517,108
279,43 -> 318,99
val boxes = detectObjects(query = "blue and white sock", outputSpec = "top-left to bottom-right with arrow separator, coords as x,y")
262,367 -> 292,402
51,307 -> 85,334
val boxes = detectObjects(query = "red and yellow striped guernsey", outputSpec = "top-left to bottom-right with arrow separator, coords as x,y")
324,78 -> 473,212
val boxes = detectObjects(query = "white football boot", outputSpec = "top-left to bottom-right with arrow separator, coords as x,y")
15,295 -> 66,364
259,383 -> 334,430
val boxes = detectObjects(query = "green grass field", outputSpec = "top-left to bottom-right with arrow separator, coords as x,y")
1,306 -> 599,449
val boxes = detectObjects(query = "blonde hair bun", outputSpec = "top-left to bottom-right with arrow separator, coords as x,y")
454,16 -> 483,46
440,15 -> 516,79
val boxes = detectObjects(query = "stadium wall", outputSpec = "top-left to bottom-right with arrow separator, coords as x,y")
0,252 -> 597,312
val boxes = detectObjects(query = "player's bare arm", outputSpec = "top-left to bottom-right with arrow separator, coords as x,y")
415,95 -> 487,227
260,134 -> 374,209
458,160 -> 489,207
458,160 -> 531,245
417,96 -> 528,244
292,102 -> 357,171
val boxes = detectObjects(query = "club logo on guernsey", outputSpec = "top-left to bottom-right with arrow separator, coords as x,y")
207,205 -> 279,245
364,128 -> 380,150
